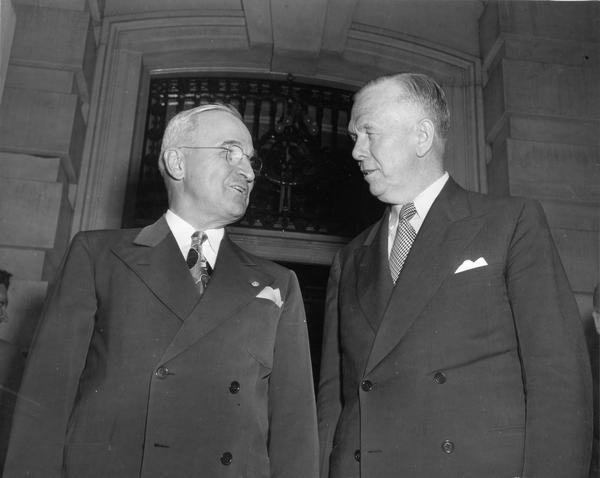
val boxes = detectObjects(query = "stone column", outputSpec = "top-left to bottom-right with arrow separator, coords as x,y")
480,0 -> 600,311
0,0 -> 16,104
0,1 -> 98,351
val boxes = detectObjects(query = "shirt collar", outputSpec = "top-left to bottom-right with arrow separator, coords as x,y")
164,210 -> 224,266
391,171 -> 449,222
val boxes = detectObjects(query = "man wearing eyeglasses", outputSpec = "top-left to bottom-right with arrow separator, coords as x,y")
4,104 -> 319,478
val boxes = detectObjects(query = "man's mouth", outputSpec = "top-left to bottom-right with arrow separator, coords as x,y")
230,183 -> 248,195
362,169 -> 376,177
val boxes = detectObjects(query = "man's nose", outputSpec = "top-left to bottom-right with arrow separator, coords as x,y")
238,160 -> 255,182
352,136 -> 367,162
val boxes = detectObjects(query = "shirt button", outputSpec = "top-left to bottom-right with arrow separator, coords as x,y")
155,366 -> 169,379
229,381 -> 240,394
220,451 -> 233,465
354,449 -> 361,462
433,371 -> 447,384
360,380 -> 374,392
441,440 -> 454,454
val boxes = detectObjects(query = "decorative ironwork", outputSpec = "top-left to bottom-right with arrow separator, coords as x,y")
125,75 -> 384,236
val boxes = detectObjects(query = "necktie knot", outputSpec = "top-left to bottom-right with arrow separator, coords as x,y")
399,202 -> 417,222
186,231 -> 210,295
186,231 -> 207,268
389,203 -> 417,284
191,230 -> 207,247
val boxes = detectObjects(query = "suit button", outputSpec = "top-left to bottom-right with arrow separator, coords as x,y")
354,449 -> 360,462
433,371 -> 447,384
229,381 -> 240,394
441,440 -> 454,454
220,451 -> 233,465
155,366 -> 169,379
360,380 -> 373,392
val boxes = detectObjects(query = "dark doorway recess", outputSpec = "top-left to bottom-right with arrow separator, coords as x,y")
278,261 -> 330,389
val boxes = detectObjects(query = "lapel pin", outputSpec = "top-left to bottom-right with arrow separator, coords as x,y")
251,281 -> 260,287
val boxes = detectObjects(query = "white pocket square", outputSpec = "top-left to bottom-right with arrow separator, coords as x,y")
256,286 -> 283,308
454,257 -> 488,274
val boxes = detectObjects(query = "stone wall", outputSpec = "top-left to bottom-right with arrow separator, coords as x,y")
480,0 -> 600,316
0,0 -> 99,350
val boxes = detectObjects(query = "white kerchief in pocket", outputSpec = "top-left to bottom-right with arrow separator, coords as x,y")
454,257 -> 488,274
256,286 -> 283,308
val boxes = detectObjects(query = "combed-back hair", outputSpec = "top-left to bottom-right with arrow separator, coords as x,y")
158,103 -> 242,175
358,72 -> 451,139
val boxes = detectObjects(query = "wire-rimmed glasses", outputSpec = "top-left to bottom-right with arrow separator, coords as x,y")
179,144 -> 262,174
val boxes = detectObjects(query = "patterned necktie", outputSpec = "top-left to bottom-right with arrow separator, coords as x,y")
389,202 -> 417,283
186,231 -> 211,295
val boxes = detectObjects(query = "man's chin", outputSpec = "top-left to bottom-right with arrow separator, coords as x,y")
369,185 -> 390,203
227,205 -> 249,224
366,181 -> 380,196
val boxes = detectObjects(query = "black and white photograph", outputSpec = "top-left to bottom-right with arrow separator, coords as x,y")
0,0 -> 598,477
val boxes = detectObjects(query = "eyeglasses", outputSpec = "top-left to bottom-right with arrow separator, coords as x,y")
179,144 -> 262,174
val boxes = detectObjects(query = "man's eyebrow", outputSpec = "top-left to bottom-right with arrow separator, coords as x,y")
220,140 -> 241,147
348,122 -> 374,136
361,122 -> 376,131
221,140 -> 255,156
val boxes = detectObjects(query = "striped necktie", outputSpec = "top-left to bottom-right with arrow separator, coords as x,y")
186,231 -> 211,295
389,203 -> 417,283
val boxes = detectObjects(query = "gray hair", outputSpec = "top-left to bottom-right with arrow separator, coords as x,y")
357,73 -> 450,139
158,103 -> 242,175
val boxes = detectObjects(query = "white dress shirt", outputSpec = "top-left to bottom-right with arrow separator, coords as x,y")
387,172 -> 449,257
164,210 -> 224,268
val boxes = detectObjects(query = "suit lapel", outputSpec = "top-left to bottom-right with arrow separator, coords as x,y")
159,234 -> 274,364
112,216 -> 200,322
365,179 -> 485,374
355,211 -> 395,332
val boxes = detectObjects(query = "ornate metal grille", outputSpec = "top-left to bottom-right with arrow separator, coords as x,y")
126,75 -> 384,236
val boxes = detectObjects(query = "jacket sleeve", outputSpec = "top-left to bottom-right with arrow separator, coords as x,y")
507,200 -> 592,477
268,270 -> 319,478
3,233 -> 97,477
316,251 -> 343,478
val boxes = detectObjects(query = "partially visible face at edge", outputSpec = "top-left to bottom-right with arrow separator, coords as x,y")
0,284 -> 8,324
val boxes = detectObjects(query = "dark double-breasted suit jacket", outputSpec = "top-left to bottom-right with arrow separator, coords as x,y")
317,178 -> 592,478
4,217 -> 318,478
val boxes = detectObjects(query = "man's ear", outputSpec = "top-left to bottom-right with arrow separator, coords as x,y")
415,118 -> 435,158
162,148 -> 185,180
